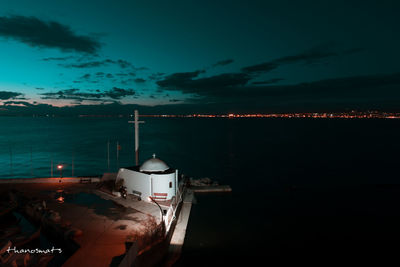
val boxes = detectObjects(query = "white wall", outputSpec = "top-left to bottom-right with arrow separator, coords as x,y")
152,172 -> 176,200
116,168 -> 178,201
116,168 -> 151,199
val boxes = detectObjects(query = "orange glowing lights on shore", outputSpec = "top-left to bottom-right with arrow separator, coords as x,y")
139,111 -> 400,119
57,165 -> 63,169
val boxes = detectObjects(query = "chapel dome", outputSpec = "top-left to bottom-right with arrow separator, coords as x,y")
140,154 -> 169,172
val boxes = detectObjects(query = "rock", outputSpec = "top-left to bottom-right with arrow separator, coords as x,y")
190,177 -> 215,186
112,191 -> 121,197
48,211 -> 61,223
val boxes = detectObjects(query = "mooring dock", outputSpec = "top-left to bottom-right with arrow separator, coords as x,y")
190,185 -> 232,193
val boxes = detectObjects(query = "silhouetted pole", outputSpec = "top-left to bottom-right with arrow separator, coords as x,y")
72,152 -> 74,177
30,146 -> 33,177
50,154 -> 53,177
9,145 -> 12,177
116,141 -> 119,169
107,140 -> 110,171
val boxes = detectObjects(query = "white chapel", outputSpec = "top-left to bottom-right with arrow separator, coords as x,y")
115,154 -> 178,202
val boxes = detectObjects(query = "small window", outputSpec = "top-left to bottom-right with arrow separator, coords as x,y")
169,181 -> 172,188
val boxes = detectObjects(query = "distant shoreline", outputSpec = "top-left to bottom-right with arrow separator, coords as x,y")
0,111 -> 399,119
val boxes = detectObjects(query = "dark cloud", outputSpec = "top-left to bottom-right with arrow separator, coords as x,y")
252,78 -> 284,85
60,59 -> 147,71
40,87 -> 136,101
60,59 -> 112,68
120,78 -> 135,85
156,70 -> 205,90
40,88 -> 90,100
275,50 -> 337,65
157,71 -> 251,95
116,59 -> 132,69
0,91 -> 23,100
241,44 -> 344,74
0,15 -> 100,53
3,100 -> 35,107
0,101 -> 54,114
40,89 -> 95,101
134,78 -> 146,83
115,72 -> 138,77
106,73 -> 114,78
104,87 -> 136,99
119,79 -> 135,85
198,72 -> 400,111
212,59 -> 234,67
134,66 -> 149,71
42,56 -> 75,61
241,62 -> 279,74
80,74 -> 91,79
149,72 -> 165,81
241,51 -> 335,74
157,66 -> 400,111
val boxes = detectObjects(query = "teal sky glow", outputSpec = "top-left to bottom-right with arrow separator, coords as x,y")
1,0 -> 400,113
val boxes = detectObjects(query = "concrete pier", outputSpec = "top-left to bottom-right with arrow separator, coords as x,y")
165,189 -> 194,266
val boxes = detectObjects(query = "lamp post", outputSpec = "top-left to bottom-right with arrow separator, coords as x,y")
57,164 -> 63,178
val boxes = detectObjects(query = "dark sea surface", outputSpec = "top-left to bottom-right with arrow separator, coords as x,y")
1,117 -> 400,265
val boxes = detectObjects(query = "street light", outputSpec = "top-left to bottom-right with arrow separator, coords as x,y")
57,164 -> 63,178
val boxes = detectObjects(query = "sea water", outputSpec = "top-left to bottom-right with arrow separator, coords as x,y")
1,116 -> 400,265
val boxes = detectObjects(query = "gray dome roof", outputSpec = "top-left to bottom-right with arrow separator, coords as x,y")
140,154 -> 169,172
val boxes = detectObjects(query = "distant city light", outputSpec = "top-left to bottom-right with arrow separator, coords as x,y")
138,111 -> 400,119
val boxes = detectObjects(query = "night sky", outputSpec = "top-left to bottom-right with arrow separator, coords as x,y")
1,0 -> 400,114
